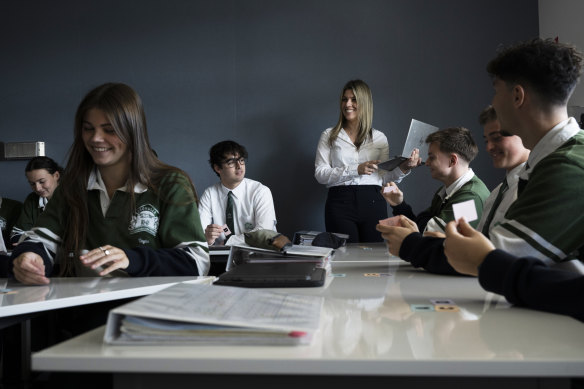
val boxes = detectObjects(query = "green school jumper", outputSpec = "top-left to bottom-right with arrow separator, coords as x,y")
495,128 -> 584,262
10,192 -> 43,245
426,175 -> 490,230
11,171 -> 209,277
0,197 -> 22,247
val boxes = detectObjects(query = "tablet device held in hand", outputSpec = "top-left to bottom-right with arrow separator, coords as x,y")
379,119 -> 438,171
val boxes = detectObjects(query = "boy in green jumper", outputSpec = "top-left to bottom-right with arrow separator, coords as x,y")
382,127 -> 489,233
485,38 -> 584,264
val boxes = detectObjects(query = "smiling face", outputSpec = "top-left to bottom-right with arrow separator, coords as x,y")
341,89 -> 359,124
26,169 -> 60,199
425,142 -> 452,182
81,107 -> 130,172
483,119 -> 528,172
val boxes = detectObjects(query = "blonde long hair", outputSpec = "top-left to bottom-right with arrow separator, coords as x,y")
328,79 -> 373,149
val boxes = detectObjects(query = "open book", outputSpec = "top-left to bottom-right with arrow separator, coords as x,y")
104,282 -> 323,345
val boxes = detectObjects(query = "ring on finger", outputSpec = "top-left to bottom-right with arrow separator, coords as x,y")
104,249 -> 111,256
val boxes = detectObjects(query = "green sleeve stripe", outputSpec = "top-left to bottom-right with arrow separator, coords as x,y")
501,222 -> 564,262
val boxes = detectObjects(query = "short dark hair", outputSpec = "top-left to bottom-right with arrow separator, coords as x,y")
25,156 -> 64,175
486,38 -> 583,107
478,105 -> 497,126
208,140 -> 248,176
426,127 -> 478,163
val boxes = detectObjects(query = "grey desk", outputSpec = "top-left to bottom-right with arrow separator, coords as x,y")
0,276 -> 209,318
1,276 -> 209,386
31,244 -> 584,389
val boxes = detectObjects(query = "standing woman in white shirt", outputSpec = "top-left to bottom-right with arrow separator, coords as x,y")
314,79 -> 420,243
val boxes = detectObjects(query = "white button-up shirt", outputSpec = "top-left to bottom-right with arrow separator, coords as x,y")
198,178 -> 277,246
314,127 -> 407,187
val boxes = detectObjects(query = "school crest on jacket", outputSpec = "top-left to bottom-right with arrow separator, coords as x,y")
129,204 -> 159,236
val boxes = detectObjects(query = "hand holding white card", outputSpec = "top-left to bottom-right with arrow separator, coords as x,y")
452,199 -> 478,223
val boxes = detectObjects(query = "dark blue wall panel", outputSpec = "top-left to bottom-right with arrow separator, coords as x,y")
0,0 -> 539,238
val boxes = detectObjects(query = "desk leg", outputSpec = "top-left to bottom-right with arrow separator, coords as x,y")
20,319 -> 31,386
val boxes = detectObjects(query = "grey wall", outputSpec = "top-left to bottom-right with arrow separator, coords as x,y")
0,0 -> 539,239
539,0 -> 584,107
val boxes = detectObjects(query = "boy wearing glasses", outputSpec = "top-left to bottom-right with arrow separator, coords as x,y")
199,140 -> 277,246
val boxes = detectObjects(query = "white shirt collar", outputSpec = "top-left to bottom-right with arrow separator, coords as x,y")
505,162 -> 526,186
338,128 -> 372,146
87,167 -> 148,216
523,117 -> 581,177
438,168 -> 475,200
87,167 -> 148,194
338,128 -> 352,143
37,196 -> 48,209
220,179 -> 246,199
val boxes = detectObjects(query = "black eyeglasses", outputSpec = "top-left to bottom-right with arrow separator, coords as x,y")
223,157 -> 246,168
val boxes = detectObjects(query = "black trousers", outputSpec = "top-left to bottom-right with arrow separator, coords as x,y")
325,185 -> 387,243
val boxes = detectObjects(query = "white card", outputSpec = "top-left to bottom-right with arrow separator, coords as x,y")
383,186 -> 397,193
452,199 -> 477,223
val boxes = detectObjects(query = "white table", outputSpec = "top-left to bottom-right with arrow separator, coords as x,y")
0,276 -> 204,318
31,244 -> 584,389
0,276 -> 209,386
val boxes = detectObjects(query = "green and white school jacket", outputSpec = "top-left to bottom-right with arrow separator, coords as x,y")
13,168 -> 209,277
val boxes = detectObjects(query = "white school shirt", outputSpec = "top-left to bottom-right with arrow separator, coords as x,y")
87,168 -> 148,216
38,196 -> 48,210
198,178 -> 277,246
475,162 -> 524,235
314,127 -> 407,188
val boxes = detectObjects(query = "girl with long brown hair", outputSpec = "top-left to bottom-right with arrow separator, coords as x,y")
11,83 -> 209,284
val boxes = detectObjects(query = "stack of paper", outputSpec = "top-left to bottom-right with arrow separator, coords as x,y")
226,244 -> 333,270
293,230 -> 321,245
104,282 -> 323,345
292,230 -> 349,246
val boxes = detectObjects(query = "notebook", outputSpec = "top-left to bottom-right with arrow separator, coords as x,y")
214,262 -> 326,288
104,282 -> 323,345
224,244 -> 332,272
378,118 -> 438,171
